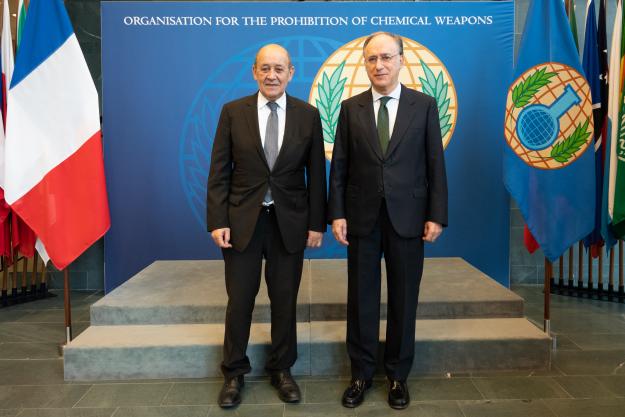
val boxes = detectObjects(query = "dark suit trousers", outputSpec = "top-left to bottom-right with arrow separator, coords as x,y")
346,201 -> 424,381
221,206 -> 304,379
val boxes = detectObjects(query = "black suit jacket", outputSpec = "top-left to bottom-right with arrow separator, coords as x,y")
328,85 -> 447,237
206,93 -> 327,253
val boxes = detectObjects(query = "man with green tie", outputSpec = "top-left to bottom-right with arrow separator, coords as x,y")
328,31 -> 448,410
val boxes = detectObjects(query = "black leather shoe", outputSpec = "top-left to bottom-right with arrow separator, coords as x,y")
218,375 -> 244,408
388,380 -> 410,409
341,379 -> 372,408
270,369 -> 301,403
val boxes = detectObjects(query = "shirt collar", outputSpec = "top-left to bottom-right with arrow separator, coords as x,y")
258,91 -> 287,110
372,83 -> 401,102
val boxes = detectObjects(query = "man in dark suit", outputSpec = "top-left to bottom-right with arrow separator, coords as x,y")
328,32 -> 448,410
206,44 -> 326,408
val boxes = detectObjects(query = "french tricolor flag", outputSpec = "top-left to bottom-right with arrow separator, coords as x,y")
4,0 -> 110,270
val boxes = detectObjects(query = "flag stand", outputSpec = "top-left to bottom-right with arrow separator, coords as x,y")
567,247 -> 574,295
40,262 -> 48,299
544,258 -> 556,350
20,256 -> 27,297
30,253 -> 38,296
1,257 -> 7,306
63,269 -> 72,344
613,240 -> 625,302
10,251 -> 17,297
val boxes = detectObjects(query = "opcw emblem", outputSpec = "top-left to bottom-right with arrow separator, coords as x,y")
309,36 -> 457,161
504,63 -> 593,169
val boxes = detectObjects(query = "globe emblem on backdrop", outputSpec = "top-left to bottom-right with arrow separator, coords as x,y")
179,36 -> 342,228
504,63 -> 593,169
309,36 -> 457,160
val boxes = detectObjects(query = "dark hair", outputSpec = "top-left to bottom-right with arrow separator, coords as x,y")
362,32 -> 403,56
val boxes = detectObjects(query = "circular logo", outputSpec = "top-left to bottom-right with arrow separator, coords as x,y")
309,36 -> 457,160
504,63 -> 594,169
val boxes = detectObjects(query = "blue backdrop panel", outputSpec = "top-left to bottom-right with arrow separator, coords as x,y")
102,1 -> 514,292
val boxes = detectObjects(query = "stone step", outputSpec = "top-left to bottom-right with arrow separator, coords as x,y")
91,259 -> 523,325
64,317 -> 550,381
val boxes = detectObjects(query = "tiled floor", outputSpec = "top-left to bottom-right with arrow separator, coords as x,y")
1,286 -> 625,416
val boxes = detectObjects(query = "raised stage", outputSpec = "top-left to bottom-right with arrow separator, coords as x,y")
64,258 -> 550,380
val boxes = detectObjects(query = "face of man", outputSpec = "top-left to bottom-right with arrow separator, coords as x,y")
253,44 -> 294,101
363,34 -> 403,95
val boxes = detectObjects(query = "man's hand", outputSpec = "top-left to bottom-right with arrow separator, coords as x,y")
332,219 -> 349,246
423,221 -> 443,243
211,228 -> 232,248
307,231 -> 323,248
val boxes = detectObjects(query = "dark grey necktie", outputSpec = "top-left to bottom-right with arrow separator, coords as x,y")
377,96 -> 391,154
264,101 -> 279,203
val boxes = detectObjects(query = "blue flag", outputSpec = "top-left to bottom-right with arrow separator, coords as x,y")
503,0 -> 596,262
582,0 -> 606,253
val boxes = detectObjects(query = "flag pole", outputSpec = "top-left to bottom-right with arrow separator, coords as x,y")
568,247 -> 574,294
577,242 -> 584,293
10,249 -> 17,297
558,256 -> 564,292
63,268 -> 72,343
588,249 -> 594,296
544,257 -> 552,335
31,253 -> 38,296
619,241 -> 624,301
609,247 -> 615,300
1,257 -> 7,306
40,262 -> 47,296
20,255 -> 27,297
598,250 -> 604,296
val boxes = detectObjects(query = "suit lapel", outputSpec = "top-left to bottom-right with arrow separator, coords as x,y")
243,93 -> 269,169
386,85 -> 416,158
273,94 -> 297,170
357,89 -> 383,161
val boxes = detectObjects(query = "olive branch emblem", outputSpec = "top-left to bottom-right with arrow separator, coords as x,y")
316,60 -> 347,144
550,118 -> 591,163
512,67 -> 557,108
419,59 -> 452,139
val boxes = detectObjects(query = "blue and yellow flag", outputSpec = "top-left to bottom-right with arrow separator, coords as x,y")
504,0 -> 595,261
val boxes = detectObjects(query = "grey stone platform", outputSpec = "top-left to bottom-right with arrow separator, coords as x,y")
64,258 -> 550,381
89,258 -> 524,325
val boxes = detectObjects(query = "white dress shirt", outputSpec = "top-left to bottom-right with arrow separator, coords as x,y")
257,92 -> 287,149
372,83 -> 401,141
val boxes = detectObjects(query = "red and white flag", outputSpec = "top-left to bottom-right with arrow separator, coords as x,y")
0,0 -> 12,260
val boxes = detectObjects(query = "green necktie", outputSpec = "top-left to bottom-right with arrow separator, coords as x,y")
377,96 -> 391,154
